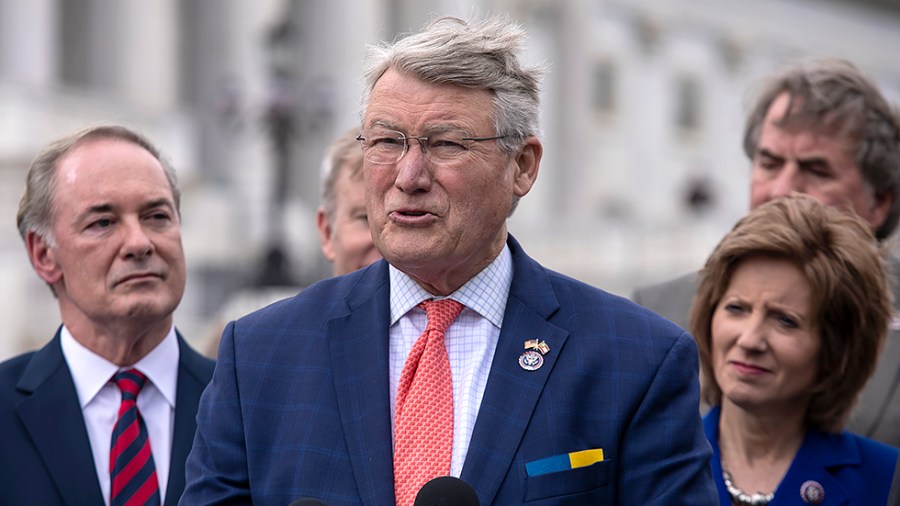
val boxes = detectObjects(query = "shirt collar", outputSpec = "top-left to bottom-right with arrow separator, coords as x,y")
389,243 -> 513,328
60,325 -> 180,409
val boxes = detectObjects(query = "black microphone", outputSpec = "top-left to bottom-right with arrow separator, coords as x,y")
287,499 -> 327,506
414,476 -> 480,506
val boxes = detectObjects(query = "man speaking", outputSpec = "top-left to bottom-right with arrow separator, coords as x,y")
183,15 -> 716,506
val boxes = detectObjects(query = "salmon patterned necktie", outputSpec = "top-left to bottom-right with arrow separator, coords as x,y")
110,369 -> 160,506
393,299 -> 465,506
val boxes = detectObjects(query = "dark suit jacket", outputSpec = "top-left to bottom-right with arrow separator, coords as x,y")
704,407 -> 898,506
0,330 -> 214,506
889,454 -> 900,506
182,237 -> 717,505
632,259 -> 900,447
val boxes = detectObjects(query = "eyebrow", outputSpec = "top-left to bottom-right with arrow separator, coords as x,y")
79,204 -> 114,219
757,148 -> 831,167
369,120 -> 465,134
142,198 -> 176,211
757,148 -> 783,161
765,303 -> 809,320
370,120 -> 400,130
76,198 -> 175,219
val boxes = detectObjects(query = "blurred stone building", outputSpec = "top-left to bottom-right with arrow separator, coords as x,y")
1,0 -> 898,359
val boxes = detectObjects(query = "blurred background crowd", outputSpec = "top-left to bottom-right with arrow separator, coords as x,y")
1,0 -> 899,360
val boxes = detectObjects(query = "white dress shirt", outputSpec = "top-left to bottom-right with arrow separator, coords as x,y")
61,325 -> 179,505
389,244 -> 512,477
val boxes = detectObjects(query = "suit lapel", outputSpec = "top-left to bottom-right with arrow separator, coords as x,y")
328,263 -> 396,506
460,238 -> 569,505
703,411 -> 730,506
708,407 -> 855,506
166,334 -> 215,506
16,333 -> 105,506
849,256 -> 900,440
777,431 -> 856,506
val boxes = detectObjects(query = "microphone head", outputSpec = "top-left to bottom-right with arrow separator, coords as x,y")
414,476 -> 480,506
287,499 -> 327,506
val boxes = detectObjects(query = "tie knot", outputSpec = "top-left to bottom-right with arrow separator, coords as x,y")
418,299 -> 464,334
113,368 -> 148,399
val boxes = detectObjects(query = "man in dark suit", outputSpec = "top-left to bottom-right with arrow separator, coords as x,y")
633,59 -> 900,446
182,15 -> 716,506
0,125 -> 214,505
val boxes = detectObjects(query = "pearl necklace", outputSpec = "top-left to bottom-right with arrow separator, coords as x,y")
722,469 -> 774,506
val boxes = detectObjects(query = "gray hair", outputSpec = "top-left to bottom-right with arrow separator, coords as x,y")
360,15 -> 545,155
17,125 -> 180,246
743,58 -> 900,240
319,127 -> 364,226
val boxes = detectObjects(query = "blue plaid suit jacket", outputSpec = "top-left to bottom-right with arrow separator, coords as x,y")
182,236 -> 716,505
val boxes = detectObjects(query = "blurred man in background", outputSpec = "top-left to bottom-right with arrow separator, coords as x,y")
0,125 -> 214,505
204,128 -> 381,358
633,58 -> 900,446
316,127 -> 382,276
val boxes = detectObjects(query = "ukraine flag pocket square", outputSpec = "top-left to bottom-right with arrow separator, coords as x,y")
525,448 -> 605,477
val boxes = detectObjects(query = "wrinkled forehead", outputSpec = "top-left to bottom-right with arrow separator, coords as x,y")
364,69 -> 495,129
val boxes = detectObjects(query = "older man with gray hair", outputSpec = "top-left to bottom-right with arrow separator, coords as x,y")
183,16 -> 716,505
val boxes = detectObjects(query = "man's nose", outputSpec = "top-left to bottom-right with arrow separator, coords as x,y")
768,166 -> 804,198
121,221 -> 154,259
394,141 -> 433,193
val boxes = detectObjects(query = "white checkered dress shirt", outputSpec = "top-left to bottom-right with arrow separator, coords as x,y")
389,244 -> 513,477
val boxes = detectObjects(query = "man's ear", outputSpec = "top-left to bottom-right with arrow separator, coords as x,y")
26,230 -> 62,285
869,190 -> 894,236
512,136 -> 542,197
316,207 -> 336,262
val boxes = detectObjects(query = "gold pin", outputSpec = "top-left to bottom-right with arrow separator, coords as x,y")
520,339 -> 550,371
525,339 -> 550,355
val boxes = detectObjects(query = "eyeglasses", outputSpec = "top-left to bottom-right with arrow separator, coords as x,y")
356,127 -> 512,165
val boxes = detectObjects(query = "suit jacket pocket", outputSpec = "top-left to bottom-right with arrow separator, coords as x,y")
525,460 -> 610,502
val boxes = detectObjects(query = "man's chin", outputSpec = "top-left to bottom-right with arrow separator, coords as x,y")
119,296 -> 180,322
379,236 -> 442,264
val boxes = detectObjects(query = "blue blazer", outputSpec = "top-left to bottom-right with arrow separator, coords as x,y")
182,237 -> 717,505
0,330 -> 214,506
704,406 -> 898,506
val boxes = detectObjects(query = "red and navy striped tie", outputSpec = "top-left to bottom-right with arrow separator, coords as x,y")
110,369 -> 160,506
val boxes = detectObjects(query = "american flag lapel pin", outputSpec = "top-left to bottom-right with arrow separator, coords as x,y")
519,339 -> 550,371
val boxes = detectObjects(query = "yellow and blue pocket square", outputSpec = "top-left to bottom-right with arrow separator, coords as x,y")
525,448 -> 604,477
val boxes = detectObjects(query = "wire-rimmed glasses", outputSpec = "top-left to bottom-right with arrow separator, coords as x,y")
356,127 -> 511,165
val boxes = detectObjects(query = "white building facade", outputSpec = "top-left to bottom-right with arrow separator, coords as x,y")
1,0 -> 898,359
